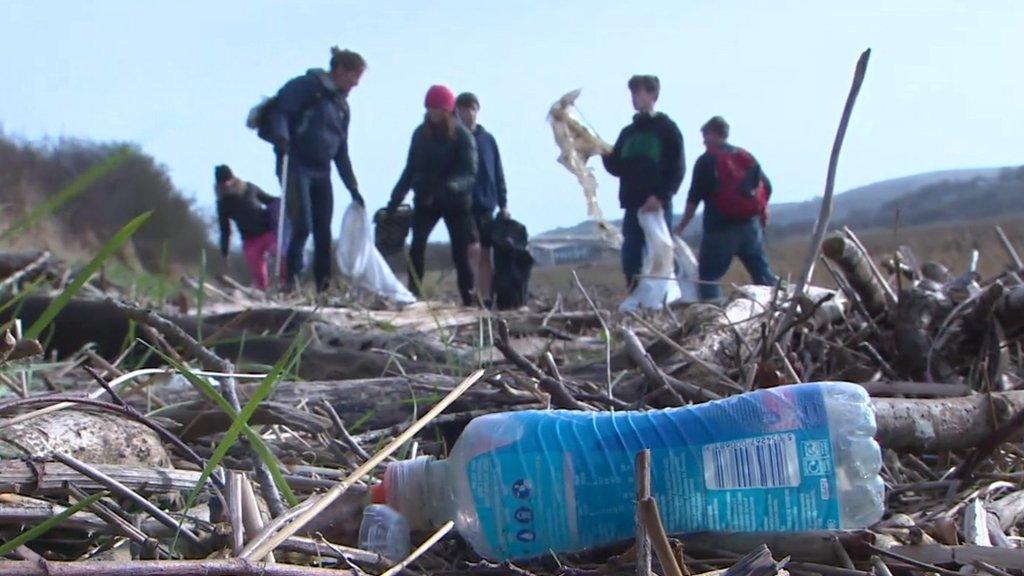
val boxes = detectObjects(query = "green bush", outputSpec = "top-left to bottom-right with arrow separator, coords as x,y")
0,132 -> 214,269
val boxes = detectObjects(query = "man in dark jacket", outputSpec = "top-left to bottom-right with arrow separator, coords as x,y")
602,75 -> 685,288
215,165 -> 278,291
673,116 -> 775,301
455,92 -> 508,308
264,47 -> 366,292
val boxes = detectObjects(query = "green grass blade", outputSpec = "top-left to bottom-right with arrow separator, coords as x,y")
144,343 -> 299,506
184,334 -> 307,508
0,148 -> 130,242
347,410 -> 376,434
25,211 -> 152,340
0,491 -> 107,556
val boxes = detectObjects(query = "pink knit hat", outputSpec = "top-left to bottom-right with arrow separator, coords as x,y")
424,85 -> 456,112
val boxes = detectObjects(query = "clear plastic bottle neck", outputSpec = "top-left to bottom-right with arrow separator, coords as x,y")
384,456 -> 455,531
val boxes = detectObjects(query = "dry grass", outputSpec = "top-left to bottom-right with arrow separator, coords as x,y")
528,215 -> 1024,301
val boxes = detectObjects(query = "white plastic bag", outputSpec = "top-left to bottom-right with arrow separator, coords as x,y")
673,237 -> 700,303
619,208 -> 682,311
336,203 -> 416,304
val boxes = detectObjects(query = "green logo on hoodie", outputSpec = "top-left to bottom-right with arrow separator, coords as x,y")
621,132 -> 662,164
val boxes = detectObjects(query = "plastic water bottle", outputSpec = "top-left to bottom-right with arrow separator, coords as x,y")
372,382 -> 883,561
358,504 -> 411,562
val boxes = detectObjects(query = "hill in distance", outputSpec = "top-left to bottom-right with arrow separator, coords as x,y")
540,166 -> 1015,241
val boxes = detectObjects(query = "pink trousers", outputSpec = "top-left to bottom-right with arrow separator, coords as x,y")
242,231 -> 279,291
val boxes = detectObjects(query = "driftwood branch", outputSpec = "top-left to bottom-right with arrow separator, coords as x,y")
620,328 -> 686,406
495,319 -> 591,411
776,48 -> 871,346
823,234 -> 890,319
53,451 -> 205,549
635,450 -> 652,576
871,390 -> 1024,452
0,460 -> 201,495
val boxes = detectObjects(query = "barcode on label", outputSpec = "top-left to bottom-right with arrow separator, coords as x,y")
702,433 -> 799,490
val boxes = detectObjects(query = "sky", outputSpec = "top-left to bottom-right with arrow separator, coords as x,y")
1,1 -> 1022,242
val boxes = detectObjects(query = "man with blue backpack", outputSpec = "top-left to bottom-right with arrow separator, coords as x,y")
253,47 -> 367,293
673,116 -> 776,301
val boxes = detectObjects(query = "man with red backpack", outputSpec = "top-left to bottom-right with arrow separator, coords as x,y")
673,116 -> 775,301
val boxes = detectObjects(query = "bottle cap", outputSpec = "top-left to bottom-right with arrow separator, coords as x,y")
371,482 -> 387,504
382,456 -> 434,530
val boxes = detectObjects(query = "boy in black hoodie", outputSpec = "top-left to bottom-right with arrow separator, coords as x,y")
602,75 -> 685,288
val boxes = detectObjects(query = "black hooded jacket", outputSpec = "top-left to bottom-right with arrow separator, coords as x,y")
602,112 -> 685,210
217,180 -> 276,254
389,121 -> 478,206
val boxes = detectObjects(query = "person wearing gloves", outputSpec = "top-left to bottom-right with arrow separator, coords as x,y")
214,165 -> 278,291
601,74 -> 685,290
386,85 -> 479,306
264,47 -> 366,293
455,91 -> 509,309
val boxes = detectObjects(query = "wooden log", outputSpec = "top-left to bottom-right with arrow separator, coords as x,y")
893,286 -> 953,380
997,285 -> 1024,335
0,460 -> 200,496
150,374 -> 531,434
154,401 -> 332,440
871,391 -> 1024,452
203,308 -> 457,364
0,296 -> 432,380
887,544 -> 1024,571
857,381 -> 972,397
822,235 -> 890,319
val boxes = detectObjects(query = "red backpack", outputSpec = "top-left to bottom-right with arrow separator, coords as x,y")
709,145 -> 768,220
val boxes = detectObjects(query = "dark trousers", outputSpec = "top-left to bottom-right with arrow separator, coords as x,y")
286,169 -> 334,292
698,219 -> 774,301
621,200 -> 673,287
409,193 -> 478,305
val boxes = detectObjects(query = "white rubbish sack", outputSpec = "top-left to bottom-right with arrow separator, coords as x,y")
619,208 -> 682,311
673,237 -> 700,303
336,203 -> 417,304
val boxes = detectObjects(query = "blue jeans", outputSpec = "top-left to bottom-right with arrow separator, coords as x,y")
698,219 -> 775,300
286,169 -> 334,292
621,201 -> 673,287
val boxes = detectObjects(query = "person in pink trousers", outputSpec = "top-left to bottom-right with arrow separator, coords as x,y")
215,165 -> 282,291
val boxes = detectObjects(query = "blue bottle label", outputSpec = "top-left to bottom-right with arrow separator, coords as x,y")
464,384 -> 842,560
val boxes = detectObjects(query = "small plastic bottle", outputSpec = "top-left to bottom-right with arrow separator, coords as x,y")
358,504 -> 410,562
372,382 -> 884,561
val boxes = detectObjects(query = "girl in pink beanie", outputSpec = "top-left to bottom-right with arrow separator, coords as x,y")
424,84 -> 456,112
385,84 -> 481,306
